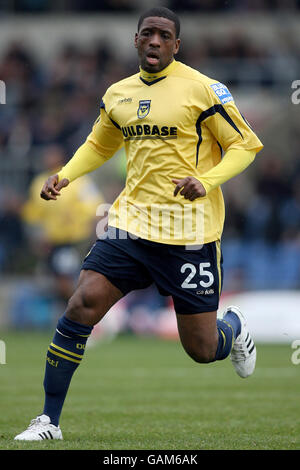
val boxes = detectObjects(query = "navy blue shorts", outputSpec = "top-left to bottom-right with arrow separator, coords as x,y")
82,227 -> 223,314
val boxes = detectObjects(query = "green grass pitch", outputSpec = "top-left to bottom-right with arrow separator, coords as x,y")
0,331 -> 299,450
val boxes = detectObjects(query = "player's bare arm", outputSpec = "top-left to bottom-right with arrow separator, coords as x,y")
172,176 -> 206,201
40,174 -> 70,201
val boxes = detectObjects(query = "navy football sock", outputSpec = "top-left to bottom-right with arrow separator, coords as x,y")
214,319 -> 235,361
223,309 -> 241,339
43,315 -> 92,426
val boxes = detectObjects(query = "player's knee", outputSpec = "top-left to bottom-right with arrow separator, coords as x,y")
65,289 -> 100,326
65,296 -> 88,325
185,344 -> 216,364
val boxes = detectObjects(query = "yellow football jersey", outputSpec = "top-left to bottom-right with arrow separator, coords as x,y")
73,60 -> 263,245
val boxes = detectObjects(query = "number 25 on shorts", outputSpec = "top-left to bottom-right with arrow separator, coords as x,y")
180,262 -> 214,289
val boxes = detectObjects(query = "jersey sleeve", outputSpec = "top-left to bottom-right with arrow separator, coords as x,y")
86,101 -> 124,158
200,81 -> 263,154
198,148 -> 256,194
58,98 -> 124,183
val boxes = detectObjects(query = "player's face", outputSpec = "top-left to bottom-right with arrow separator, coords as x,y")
135,17 -> 180,73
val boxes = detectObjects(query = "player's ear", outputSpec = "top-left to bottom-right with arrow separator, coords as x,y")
174,38 -> 180,55
134,32 -> 139,48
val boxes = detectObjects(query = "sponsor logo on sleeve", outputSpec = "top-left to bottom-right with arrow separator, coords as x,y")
210,82 -> 233,104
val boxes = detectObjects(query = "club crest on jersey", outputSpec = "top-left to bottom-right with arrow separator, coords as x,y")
137,100 -> 151,119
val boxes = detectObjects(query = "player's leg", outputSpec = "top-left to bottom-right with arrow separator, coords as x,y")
42,269 -> 124,426
176,309 -> 241,364
65,268 -> 124,326
176,311 -> 218,363
176,305 -> 256,377
14,270 -> 123,441
15,229 -> 153,440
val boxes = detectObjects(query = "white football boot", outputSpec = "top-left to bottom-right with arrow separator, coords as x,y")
224,305 -> 256,378
14,414 -> 63,441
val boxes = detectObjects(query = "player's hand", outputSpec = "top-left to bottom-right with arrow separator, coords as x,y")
172,176 -> 206,201
40,174 -> 70,201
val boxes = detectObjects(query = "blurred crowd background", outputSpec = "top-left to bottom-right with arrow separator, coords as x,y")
0,0 -> 299,334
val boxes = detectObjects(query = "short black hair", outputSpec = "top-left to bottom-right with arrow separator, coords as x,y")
137,7 -> 180,38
